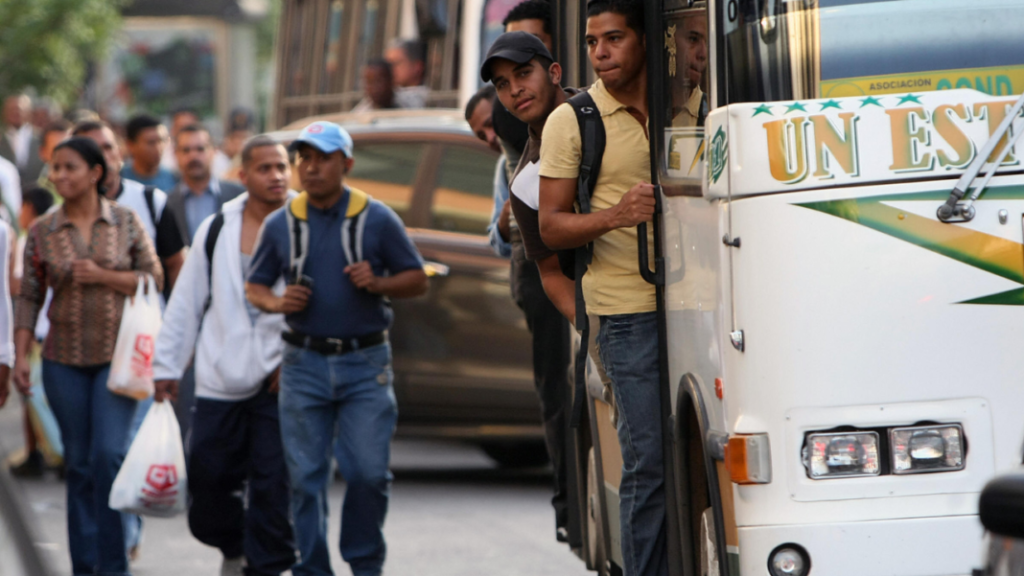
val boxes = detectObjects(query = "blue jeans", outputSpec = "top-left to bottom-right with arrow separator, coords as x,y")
278,342 -> 398,576
122,396 -> 153,554
43,360 -> 138,576
597,312 -> 668,576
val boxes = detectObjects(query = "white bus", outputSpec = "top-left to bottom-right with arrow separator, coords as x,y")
563,1 -> 1024,575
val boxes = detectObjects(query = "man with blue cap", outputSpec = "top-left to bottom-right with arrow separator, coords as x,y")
246,120 -> 428,576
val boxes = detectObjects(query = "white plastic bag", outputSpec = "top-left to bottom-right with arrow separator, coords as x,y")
108,275 -> 162,399
109,401 -> 187,517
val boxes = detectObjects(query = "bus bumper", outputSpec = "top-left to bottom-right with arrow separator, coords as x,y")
737,514 -> 983,575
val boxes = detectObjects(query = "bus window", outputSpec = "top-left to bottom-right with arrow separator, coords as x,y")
667,8 -> 708,129
661,4 -> 708,191
275,0 -> 403,125
481,0 -> 523,88
719,0 -> 1024,106
817,0 -> 1024,98
283,0 -> 316,98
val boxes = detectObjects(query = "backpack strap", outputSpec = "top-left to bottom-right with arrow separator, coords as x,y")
200,211 -> 226,314
564,91 -> 607,430
143,186 -> 159,226
568,92 -> 606,221
286,193 -> 311,279
287,188 -> 371,280
205,212 -> 225,286
340,188 -> 371,264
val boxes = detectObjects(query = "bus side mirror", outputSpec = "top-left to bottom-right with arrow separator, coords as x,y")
979,472 -> 1024,539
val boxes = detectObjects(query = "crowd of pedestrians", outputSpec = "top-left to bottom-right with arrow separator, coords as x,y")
0,81 -> 431,576
0,0 -> 674,575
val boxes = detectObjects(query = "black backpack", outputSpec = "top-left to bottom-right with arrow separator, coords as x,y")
142,186 -> 158,228
561,92 -> 606,429
202,211 -> 226,311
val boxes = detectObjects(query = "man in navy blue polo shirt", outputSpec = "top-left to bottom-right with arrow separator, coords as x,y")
245,121 -> 428,576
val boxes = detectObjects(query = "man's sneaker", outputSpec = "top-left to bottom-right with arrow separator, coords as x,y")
10,450 -> 44,478
220,556 -> 244,576
556,527 -> 570,543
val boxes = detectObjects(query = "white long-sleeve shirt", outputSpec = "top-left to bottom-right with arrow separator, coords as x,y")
153,193 -> 289,401
0,223 -> 13,366
0,156 -> 22,219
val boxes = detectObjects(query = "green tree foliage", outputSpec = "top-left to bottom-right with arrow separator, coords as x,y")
0,0 -> 128,105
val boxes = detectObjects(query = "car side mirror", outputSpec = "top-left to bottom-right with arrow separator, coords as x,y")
980,471 -> 1024,539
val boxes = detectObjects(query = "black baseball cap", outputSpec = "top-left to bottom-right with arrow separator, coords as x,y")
480,31 -> 555,83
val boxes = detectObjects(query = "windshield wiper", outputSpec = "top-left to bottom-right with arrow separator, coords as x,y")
937,91 -> 1024,223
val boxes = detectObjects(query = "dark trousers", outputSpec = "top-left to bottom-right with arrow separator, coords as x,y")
511,245 -> 572,530
187,381 -> 295,575
174,364 -> 196,444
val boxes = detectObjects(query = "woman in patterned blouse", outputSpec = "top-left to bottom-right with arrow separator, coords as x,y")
12,137 -> 163,576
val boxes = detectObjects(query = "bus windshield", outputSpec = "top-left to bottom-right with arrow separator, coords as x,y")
720,0 -> 1024,105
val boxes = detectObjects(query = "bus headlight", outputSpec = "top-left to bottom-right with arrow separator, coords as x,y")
890,424 -> 964,474
802,431 -> 880,479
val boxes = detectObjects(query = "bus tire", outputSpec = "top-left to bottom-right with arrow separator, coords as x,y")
586,447 -> 609,574
676,374 -> 730,575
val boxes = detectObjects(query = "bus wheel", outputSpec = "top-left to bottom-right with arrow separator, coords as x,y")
700,507 -> 720,576
587,447 -> 609,575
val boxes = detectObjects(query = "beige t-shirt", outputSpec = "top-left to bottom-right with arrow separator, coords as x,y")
539,79 -> 655,316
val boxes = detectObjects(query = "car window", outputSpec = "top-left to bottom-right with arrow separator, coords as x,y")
431,145 -> 498,235
347,142 -> 425,222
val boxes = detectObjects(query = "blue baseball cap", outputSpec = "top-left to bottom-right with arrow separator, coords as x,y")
288,121 -> 354,158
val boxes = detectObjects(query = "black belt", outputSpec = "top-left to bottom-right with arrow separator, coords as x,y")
282,330 -> 386,356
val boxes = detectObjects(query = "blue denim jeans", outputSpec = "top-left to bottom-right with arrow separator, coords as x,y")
278,342 -> 398,576
42,360 -> 138,576
597,312 -> 668,576
122,396 -> 153,554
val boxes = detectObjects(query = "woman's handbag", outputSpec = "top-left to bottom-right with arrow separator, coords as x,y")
108,274 -> 162,399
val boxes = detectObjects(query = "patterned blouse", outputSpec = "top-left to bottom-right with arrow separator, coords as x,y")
15,197 -> 164,366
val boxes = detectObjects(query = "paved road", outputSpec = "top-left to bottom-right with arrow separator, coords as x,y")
0,398 -> 591,576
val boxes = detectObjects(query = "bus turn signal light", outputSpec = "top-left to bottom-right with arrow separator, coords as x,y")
725,434 -> 772,484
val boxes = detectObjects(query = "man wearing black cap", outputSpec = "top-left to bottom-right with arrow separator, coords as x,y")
480,30 -> 575,544
246,121 -> 428,576
538,1 -> 667,575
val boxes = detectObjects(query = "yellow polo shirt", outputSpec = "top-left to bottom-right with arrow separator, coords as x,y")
539,79 -> 655,315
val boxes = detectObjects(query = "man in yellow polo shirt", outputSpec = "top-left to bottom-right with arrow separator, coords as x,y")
537,1 -> 666,575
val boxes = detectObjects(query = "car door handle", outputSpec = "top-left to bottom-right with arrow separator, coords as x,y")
423,261 -> 450,277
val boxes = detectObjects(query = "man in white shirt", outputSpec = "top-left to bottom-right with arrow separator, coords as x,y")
0,156 -> 21,226
1,95 -> 43,191
72,121 -> 187,289
153,136 -> 296,576
0,221 -> 16,409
